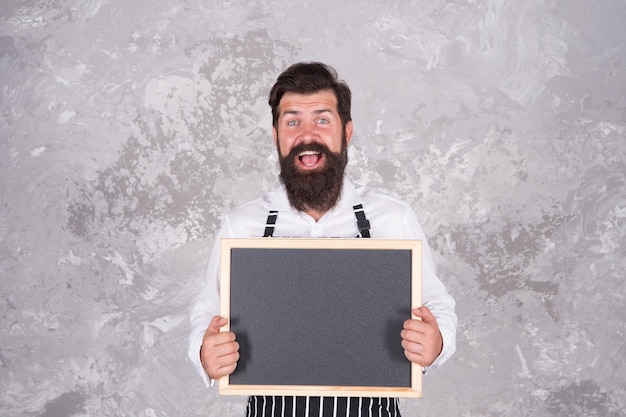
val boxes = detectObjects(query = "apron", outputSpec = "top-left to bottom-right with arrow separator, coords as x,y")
246,205 -> 402,417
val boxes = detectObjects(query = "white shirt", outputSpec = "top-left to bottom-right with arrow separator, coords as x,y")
188,178 -> 457,385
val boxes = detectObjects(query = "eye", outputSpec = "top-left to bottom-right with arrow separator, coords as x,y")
287,120 -> 298,126
317,118 -> 329,124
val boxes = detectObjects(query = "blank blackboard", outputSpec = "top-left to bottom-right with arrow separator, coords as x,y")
219,238 -> 422,398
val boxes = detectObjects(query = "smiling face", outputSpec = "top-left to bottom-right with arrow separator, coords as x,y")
273,90 -> 354,219
273,90 -> 353,172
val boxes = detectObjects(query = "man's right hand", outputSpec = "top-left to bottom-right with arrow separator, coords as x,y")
200,316 -> 240,380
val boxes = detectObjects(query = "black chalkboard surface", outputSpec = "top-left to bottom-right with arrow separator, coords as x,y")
219,238 -> 422,398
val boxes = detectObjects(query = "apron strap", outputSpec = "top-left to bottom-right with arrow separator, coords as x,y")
352,204 -> 371,238
263,210 -> 278,237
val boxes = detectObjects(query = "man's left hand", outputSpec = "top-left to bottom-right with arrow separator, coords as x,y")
401,306 -> 443,367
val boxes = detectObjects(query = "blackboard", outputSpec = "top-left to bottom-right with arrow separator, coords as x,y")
219,238 -> 422,398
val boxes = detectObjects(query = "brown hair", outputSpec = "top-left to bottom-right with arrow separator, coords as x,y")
269,62 -> 352,128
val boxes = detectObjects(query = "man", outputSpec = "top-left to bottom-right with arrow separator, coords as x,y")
188,62 -> 457,417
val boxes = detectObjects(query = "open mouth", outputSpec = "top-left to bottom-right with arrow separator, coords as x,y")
298,150 -> 323,168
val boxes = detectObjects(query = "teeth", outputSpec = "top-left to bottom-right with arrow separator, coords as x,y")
298,150 -> 320,156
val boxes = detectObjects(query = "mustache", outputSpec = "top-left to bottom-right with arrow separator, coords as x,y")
287,142 -> 333,159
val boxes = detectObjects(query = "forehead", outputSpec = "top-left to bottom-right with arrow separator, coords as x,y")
278,90 -> 338,115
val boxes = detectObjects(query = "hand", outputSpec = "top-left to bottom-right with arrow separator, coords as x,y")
200,316 -> 240,379
401,306 -> 443,367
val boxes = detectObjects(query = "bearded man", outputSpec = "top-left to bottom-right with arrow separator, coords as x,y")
188,62 -> 457,417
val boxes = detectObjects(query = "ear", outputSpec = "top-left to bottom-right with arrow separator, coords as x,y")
344,120 -> 354,145
272,126 -> 278,145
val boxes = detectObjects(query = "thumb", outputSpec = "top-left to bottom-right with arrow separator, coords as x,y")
207,315 -> 228,334
413,306 -> 436,323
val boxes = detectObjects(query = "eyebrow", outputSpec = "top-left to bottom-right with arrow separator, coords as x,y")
280,108 -> 334,118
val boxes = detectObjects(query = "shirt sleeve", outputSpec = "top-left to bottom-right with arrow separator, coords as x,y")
187,218 -> 233,386
402,207 -> 458,369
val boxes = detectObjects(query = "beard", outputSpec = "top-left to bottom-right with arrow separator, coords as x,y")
277,138 -> 348,214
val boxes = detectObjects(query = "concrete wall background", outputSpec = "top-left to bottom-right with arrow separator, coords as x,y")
1,1 -> 625,416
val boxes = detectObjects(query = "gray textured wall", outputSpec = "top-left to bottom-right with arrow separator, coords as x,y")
1,1 -> 625,416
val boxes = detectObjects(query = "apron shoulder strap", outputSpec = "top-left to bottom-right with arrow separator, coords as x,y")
352,204 -> 371,238
263,210 -> 278,237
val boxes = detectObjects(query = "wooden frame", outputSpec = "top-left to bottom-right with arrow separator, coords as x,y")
219,238 -> 422,398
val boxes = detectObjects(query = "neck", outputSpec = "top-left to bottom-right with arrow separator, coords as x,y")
303,207 -> 327,222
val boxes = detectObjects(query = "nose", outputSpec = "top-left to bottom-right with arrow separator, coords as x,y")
298,121 -> 320,143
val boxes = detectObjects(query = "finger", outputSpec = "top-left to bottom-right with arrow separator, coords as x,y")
207,354 -> 239,379
203,330 -> 237,348
400,327 -> 423,343
404,349 -> 427,366
201,340 -> 239,369
202,339 -> 240,379
402,309 -> 443,367
402,335 -> 439,367
207,315 -> 228,335
401,337 -> 423,353
402,338 -> 427,364
211,355 -> 239,379
203,332 -> 239,356
209,345 -> 240,367
412,306 -> 436,323
403,318 -> 427,333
